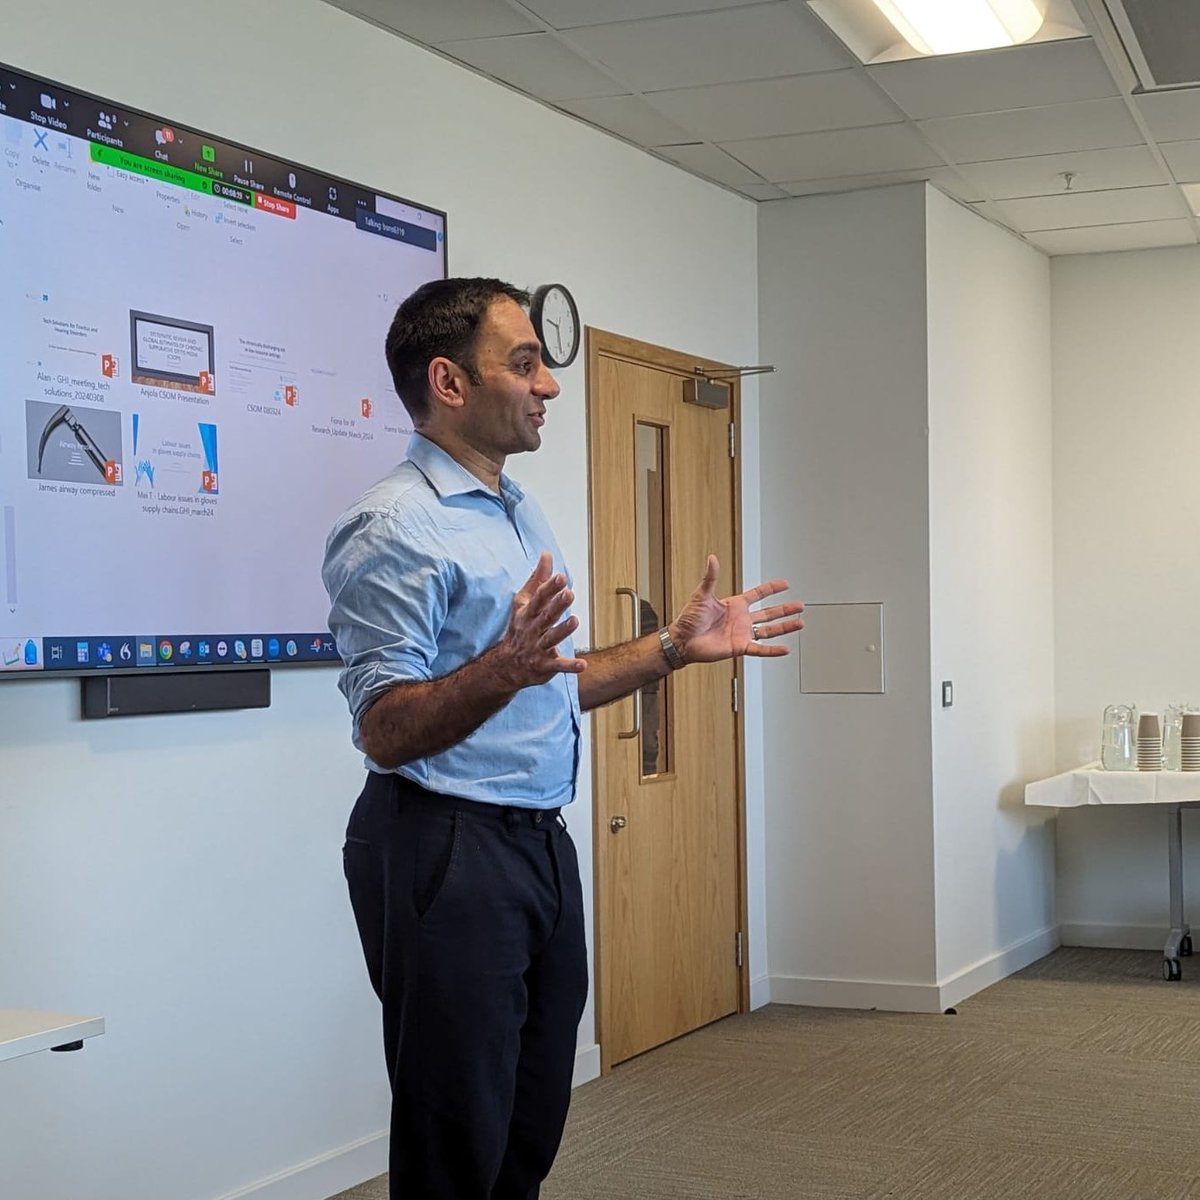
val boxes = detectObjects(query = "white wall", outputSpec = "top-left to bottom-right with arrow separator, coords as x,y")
0,3 -> 763,1197
757,184 -> 1058,1011
925,189 -> 1057,997
758,184 -> 939,1006
1052,245 -> 1200,944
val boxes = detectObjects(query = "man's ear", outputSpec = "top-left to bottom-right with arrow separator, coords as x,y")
428,357 -> 468,411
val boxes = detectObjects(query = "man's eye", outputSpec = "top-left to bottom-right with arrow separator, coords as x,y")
515,360 -> 534,375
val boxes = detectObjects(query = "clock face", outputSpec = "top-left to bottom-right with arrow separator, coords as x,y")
533,284 -> 579,369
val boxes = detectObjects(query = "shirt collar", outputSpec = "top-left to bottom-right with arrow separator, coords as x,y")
406,431 -> 525,506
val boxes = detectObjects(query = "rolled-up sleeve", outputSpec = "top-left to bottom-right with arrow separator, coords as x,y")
323,508 -> 449,734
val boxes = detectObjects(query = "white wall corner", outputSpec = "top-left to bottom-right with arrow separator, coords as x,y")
936,923 -> 1060,1010
213,1132 -> 388,1200
573,1042 -> 601,1088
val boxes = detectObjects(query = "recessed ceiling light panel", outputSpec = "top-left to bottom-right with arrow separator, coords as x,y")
872,0 -> 1046,56
808,0 -> 1083,63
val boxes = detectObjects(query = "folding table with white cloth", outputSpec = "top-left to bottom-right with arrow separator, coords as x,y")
1025,765 -> 1200,981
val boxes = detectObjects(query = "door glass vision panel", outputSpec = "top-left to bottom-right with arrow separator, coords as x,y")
635,421 -> 671,777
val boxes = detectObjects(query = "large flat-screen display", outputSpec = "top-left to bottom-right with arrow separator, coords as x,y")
0,62 -> 447,680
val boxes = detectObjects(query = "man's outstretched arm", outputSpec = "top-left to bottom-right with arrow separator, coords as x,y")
577,554 -> 803,712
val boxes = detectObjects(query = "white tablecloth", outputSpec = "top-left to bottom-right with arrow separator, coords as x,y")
1025,764 -> 1200,808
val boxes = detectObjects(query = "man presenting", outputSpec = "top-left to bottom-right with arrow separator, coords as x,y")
323,277 -> 802,1199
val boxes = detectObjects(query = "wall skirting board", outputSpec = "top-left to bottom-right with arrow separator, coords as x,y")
214,1131 -> 388,1200
1059,922 -> 1166,951
750,975 -> 772,1011
769,925 -> 1060,1014
573,1042 -> 601,1087
936,925 -> 1060,1009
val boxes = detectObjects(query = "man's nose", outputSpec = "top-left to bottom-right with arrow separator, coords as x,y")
535,361 -> 561,400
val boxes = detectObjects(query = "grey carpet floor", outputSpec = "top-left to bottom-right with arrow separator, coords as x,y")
330,947 -> 1200,1199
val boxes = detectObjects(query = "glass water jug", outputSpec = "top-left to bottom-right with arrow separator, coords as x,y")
1101,704 -> 1136,770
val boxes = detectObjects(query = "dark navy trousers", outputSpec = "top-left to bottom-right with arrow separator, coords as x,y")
343,771 -> 589,1200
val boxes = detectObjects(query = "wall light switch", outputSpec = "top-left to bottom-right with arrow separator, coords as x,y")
941,681 -> 953,708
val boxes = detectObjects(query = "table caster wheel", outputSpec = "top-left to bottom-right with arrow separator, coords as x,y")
1182,935 -> 1193,957
1164,958 -> 1183,982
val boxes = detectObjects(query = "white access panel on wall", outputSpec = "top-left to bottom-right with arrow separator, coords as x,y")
799,602 -> 884,694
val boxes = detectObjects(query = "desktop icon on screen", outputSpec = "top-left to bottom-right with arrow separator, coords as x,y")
216,640 -> 228,658
267,638 -> 280,658
250,638 -> 263,658
197,639 -> 211,659
158,640 -> 173,662
202,144 -> 215,162
234,639 -> 247,660
76,641 -> 89,664
137,640 -> 155,665
285,640 -> 298,657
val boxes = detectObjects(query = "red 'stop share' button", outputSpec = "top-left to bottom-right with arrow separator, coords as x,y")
254,193 -> 296,219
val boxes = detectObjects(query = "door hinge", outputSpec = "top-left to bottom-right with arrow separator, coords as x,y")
731,677 -> 739,713
736,930 -> 743,969
728,422 -> 736,459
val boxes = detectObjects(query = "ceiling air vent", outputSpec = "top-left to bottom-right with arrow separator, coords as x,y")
1105,0 -> 1200,90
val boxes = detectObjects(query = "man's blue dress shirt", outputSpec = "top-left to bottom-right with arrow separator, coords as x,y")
322,433 -> 581,808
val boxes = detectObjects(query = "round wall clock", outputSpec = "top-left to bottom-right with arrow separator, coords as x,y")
530,283 -> 580,369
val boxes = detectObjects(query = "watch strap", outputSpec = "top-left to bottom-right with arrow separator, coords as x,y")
657,627 -> 685,671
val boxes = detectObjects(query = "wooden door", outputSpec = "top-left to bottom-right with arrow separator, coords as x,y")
587,328 -> 747,1070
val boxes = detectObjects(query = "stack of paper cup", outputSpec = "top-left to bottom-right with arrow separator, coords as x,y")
1182,713 -> 1200,771
1138,712 -> 1163,770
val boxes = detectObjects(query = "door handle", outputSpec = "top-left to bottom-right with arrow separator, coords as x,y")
615,587 -> 642,740
610,816 -> 627,833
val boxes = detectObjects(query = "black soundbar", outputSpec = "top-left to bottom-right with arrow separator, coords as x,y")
80,669 -> 271,718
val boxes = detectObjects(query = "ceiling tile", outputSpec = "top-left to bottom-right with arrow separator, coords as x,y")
723,122 -> 943,183
868,38 -> 1115,121
646,70 -> 901,143
1132,89 -> 1200,143
919,98 -> 1145,163
780,166 -> 981,201
996,185 -> 1189,232
557,95 -> 693,147
563,3 -> 852,92
441,33 -> 625,101
656,143 -> 766,187
330,0 -> 538,43
956,145 -> 1168,199
522,0 -> 765,30
1162,140 -> 1200,183
1026,219 -> 1198,255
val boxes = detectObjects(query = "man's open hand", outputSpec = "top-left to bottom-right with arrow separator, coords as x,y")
494,552 -> 587,687
670,555 -> 804,664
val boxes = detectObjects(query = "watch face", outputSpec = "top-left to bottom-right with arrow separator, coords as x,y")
535,284 -> 579,368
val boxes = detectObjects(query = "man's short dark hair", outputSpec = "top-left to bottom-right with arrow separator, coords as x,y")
385,277 -> 531,422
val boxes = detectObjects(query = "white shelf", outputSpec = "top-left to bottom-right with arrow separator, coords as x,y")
0,1009 -> 105,1063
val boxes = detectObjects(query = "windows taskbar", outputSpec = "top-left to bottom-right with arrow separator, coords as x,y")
0,633 -> 340,673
